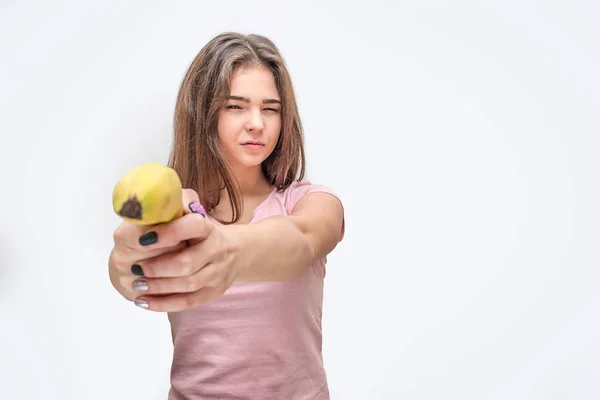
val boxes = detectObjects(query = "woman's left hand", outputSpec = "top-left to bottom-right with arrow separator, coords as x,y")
130,189 -> 241,312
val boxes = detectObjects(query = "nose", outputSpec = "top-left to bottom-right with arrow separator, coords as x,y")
245,108 -> 264,133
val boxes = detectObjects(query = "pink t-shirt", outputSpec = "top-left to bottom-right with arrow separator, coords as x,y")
167,180 -> 345,400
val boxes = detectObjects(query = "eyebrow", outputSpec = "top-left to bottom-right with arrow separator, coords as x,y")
228,95 -> 282,105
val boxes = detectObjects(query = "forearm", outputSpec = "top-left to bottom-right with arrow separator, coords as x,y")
225,215 -> 316,281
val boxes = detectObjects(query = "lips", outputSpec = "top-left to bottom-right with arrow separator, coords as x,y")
241,141 -> 265,152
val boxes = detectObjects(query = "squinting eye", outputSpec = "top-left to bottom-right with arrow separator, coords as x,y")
226,105 -> 242,110
264,108 -> 280,112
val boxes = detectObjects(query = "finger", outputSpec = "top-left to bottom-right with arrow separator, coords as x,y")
136,211 -> 214,251
112,241 -> 189,302
111,241 -> 187,276
112,220 -> 148,250
131,263 -> 227,295
138,236 -> 224,278
133,285 -> 228,312
181,188 -> 206,217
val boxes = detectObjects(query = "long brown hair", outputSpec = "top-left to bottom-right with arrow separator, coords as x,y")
168,32 -> 306,224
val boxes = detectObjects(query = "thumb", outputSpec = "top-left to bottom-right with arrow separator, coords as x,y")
182,188 -> 206,217
181,188 -> 213,246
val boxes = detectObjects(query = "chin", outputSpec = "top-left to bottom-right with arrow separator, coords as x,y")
234,154 -> 269,168
223,145 -> 274,170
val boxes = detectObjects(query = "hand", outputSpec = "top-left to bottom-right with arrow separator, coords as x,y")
108,210 -> 188,303
108,189 -> 241,312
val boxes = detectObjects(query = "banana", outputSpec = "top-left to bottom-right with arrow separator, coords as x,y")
112,162 -> 183,226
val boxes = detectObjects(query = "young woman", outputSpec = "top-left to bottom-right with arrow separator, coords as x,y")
108,32 -> 345,399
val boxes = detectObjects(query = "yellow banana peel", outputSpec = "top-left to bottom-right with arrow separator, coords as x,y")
112,162 -> 183,226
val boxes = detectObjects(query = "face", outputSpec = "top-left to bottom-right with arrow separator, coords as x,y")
217,65 -> 282,172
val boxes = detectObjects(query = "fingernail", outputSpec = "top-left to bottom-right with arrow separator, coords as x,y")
139,231 -> 158,246
134,298 -> 148,309
131,264 -> 144,276
133,279 -> 148,292
188,201 -> 206,217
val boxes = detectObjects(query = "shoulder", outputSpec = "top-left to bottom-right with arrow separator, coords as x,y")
255,179 -> 345,246
278,179 -> 343,214
278,179 -> 345,243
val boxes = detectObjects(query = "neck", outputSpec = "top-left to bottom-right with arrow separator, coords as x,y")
227,165 -> 271,196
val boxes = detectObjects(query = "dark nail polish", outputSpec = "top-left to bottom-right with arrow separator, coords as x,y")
139,231 -> 158,246
131,264 -> 144,276
188,201 -> 206,217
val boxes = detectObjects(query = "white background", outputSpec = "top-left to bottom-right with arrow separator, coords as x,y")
1,1 -> 599,399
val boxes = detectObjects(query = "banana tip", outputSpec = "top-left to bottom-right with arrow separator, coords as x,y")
118,196 -> 142,220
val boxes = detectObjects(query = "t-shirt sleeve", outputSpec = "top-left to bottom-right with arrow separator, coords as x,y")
284,180 -> 345,242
